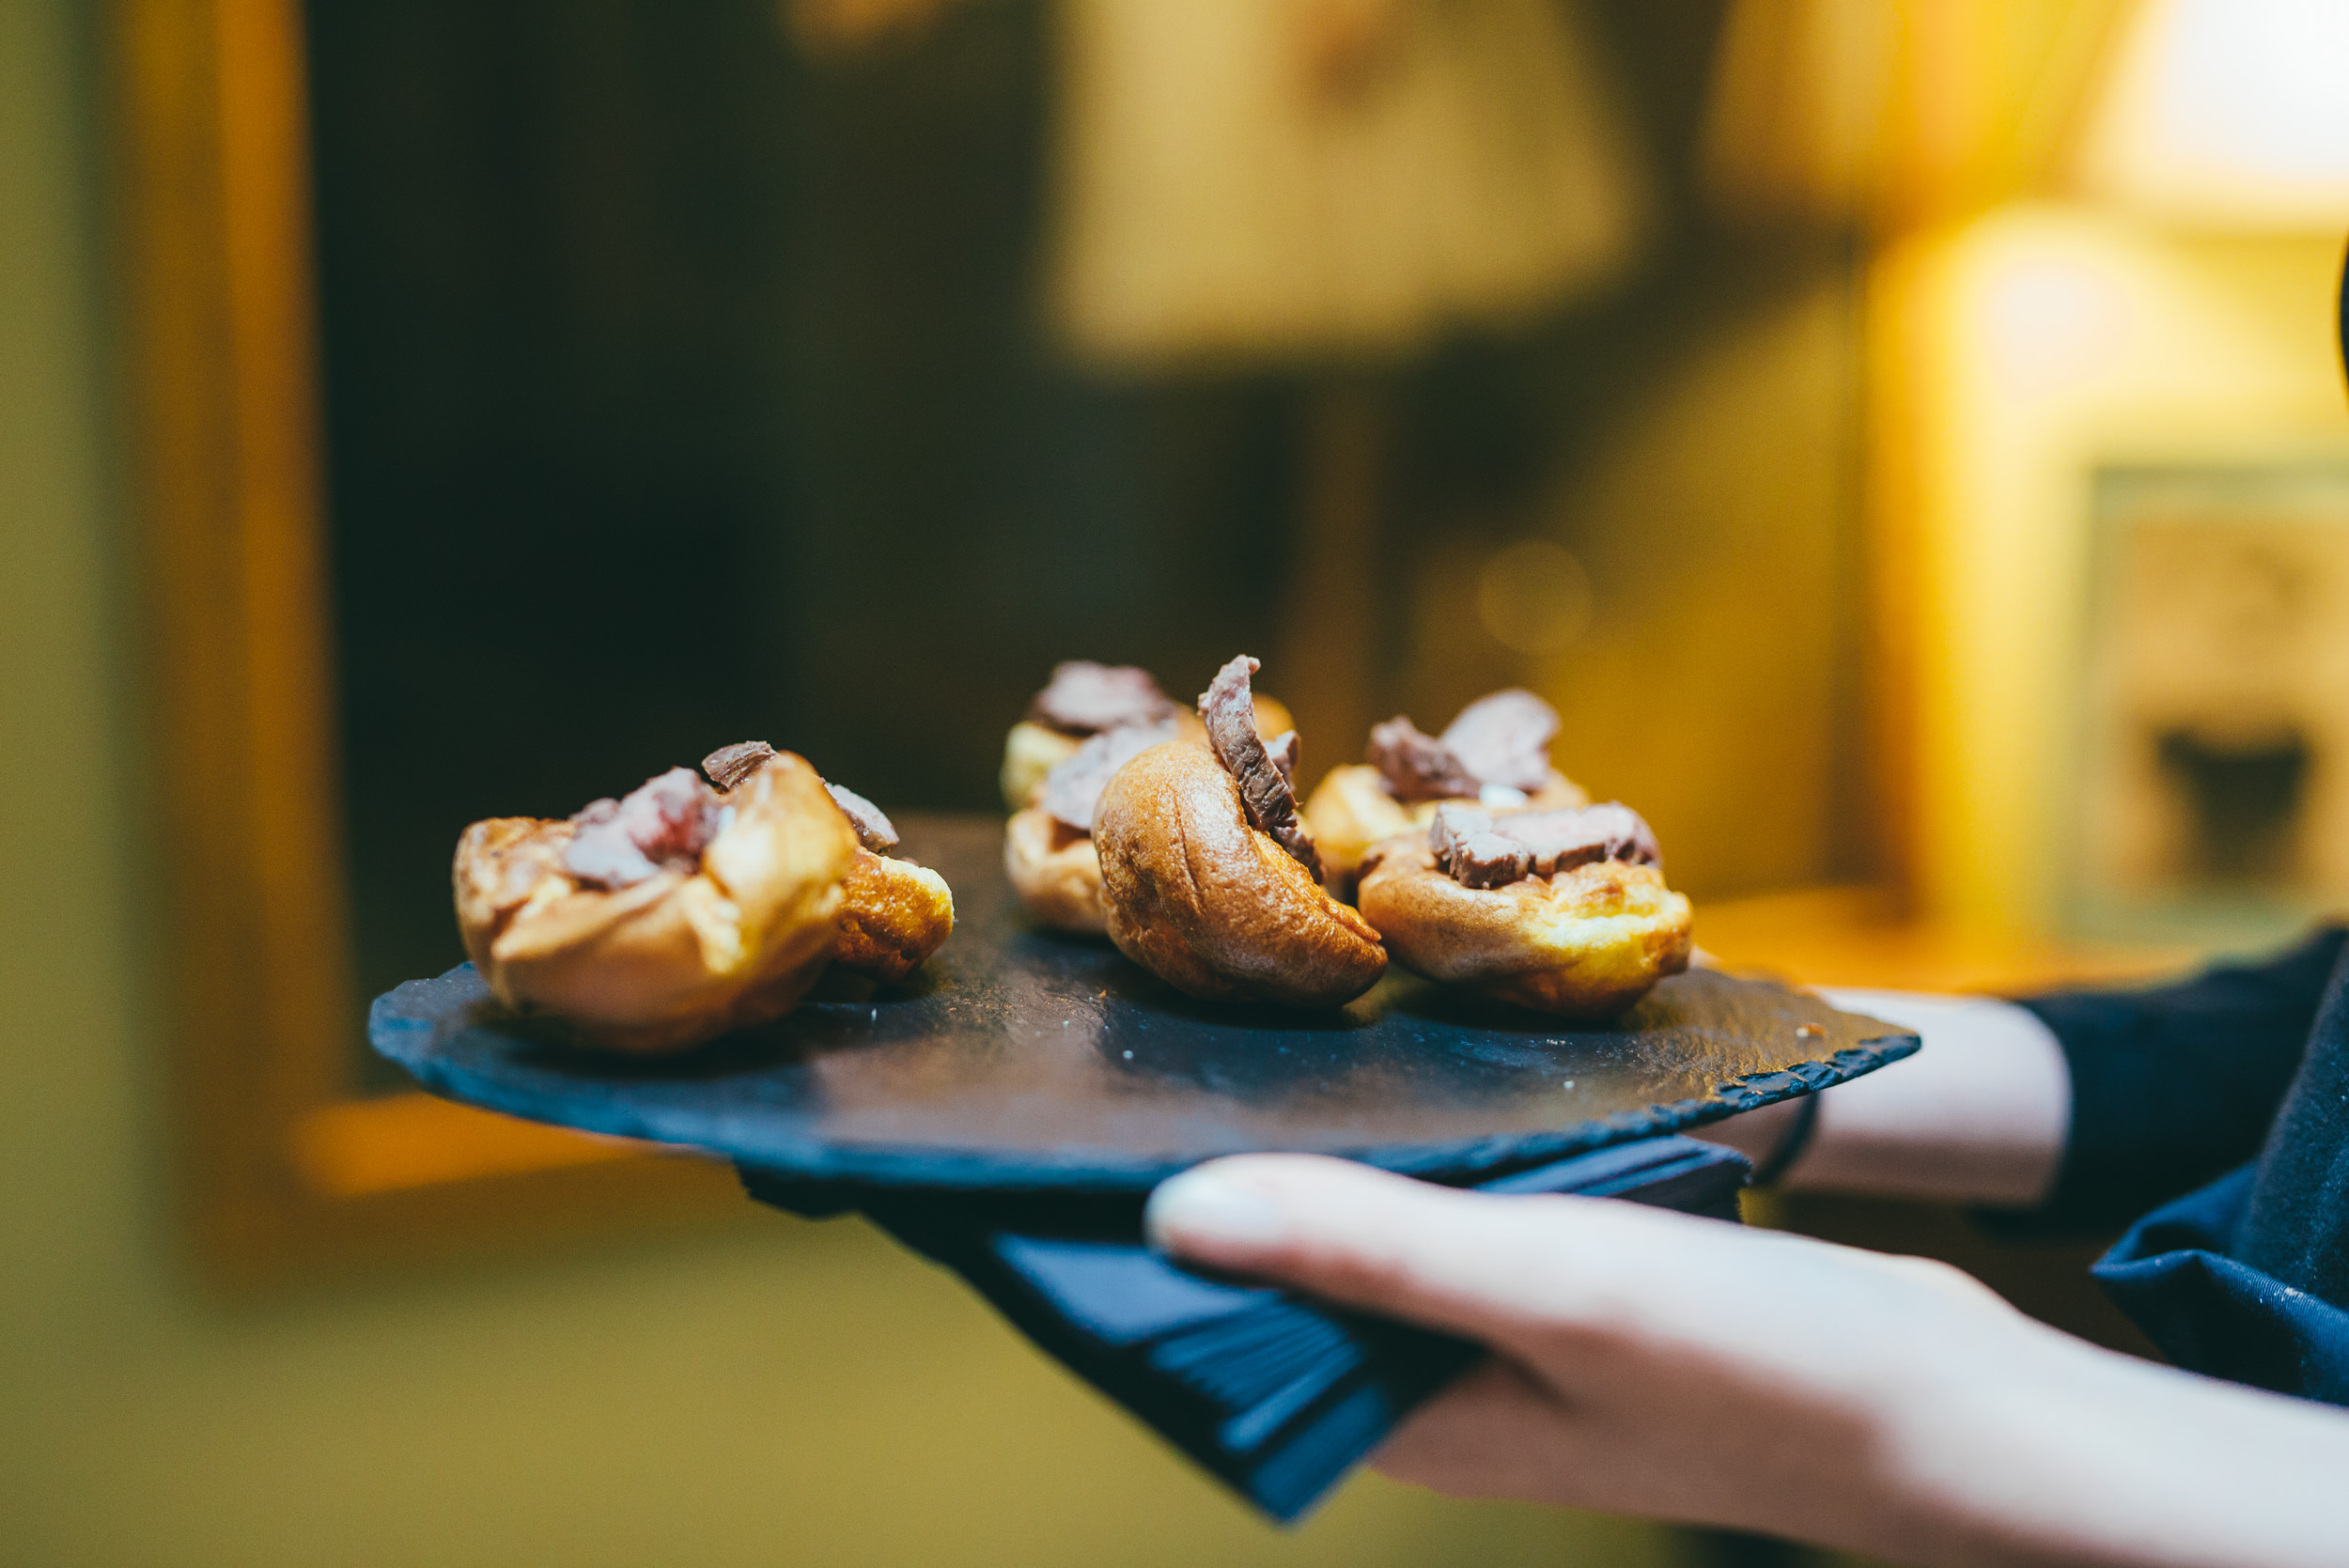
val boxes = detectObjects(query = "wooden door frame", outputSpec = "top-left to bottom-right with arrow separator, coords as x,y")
111,0 -> 746,1287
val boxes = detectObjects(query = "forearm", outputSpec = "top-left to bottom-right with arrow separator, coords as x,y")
1862,1320 -> 2349,1567
1696,990 -> 2070,1206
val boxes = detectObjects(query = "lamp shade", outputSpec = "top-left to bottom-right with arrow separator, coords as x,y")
2076,0 -> 2349,229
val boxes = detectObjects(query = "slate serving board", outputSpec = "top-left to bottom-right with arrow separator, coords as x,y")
371,815 -> 1918,1191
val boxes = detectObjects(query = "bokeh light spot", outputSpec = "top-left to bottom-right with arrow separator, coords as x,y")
1476,538 -> 1594,655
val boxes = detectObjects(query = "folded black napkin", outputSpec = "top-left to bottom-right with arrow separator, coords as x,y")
739,1135 -> 1750,1522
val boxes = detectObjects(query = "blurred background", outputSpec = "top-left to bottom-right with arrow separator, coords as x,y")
4,0 -> 2348,1563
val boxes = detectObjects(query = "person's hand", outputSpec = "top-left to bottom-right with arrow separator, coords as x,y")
1148,1154 -> 2022,1553
1144,1155 -> 2349,1567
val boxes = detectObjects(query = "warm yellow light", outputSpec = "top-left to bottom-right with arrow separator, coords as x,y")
1978,248 -> 2134,395
2077,0 -> 2349,228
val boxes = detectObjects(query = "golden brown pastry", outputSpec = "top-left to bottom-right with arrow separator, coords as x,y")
1003,805 -> 1111,935
1356,801 -> 1691,1018
1001,722 -> 1087,815
454,748 -> 856,1053
1094,657 -> 1386,1007
1304,688 -> 1588,897
1002,718 -> 1176,935
833,848 -> 955,983
782,759 -> 956,985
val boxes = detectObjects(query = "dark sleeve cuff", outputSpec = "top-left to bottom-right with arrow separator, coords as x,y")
1995,925 -> 2348,1236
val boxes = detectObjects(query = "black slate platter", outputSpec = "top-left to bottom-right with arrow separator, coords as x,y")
372,815 -> 1919,1192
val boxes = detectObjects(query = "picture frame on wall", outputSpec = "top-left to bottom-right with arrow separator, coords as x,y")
2065,461 -> 2349,948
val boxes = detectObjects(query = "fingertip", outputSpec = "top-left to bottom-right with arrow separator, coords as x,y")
1143,1154 -> 1385,1264
1143,1164 -> 1290,1261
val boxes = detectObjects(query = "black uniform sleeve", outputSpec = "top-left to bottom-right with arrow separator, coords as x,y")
2008,926 -> 2349,1234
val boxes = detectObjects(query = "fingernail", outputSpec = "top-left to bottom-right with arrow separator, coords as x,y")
1144,1170 -> 1287,1255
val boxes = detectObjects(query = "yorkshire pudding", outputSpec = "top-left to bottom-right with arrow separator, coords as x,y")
1003,807 -> 1109,935
812,773 -> 955,985
1001,719 -> 1173,935
1356,804 -> 1691,1018
454,750 -> 856,1053
834,850 -> 955,983
1001,722 -> 1087,814
1094,660 -> 1386,1007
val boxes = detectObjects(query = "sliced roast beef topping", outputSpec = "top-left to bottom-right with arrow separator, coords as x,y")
1199,654 -> 1320,877
1040,720 -> 1175,834
1026,661 -> 1180,736
1265,729 -> 1299,787
1563,802 -> 1661,867
1429,800 -> 1661,890
1368,716 -> 1481,801
1369,689 -> 1561,800
825,783 -> 900,854
1439,689 -> 1559,795
701,739 -> 777,792
1425,806 -> 1530,889
563,767 -> 726,888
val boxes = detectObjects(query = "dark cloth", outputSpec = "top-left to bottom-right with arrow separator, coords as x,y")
2241,940 -> 2349,1299
2094,1166 -> 2349,1403
739,1135 -> 1750,1522
2015,926 -> 2348,1232
2013,926 -> 2349,1401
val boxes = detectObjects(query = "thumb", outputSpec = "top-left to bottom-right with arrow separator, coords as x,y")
1143,1153 -> 1657,1350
